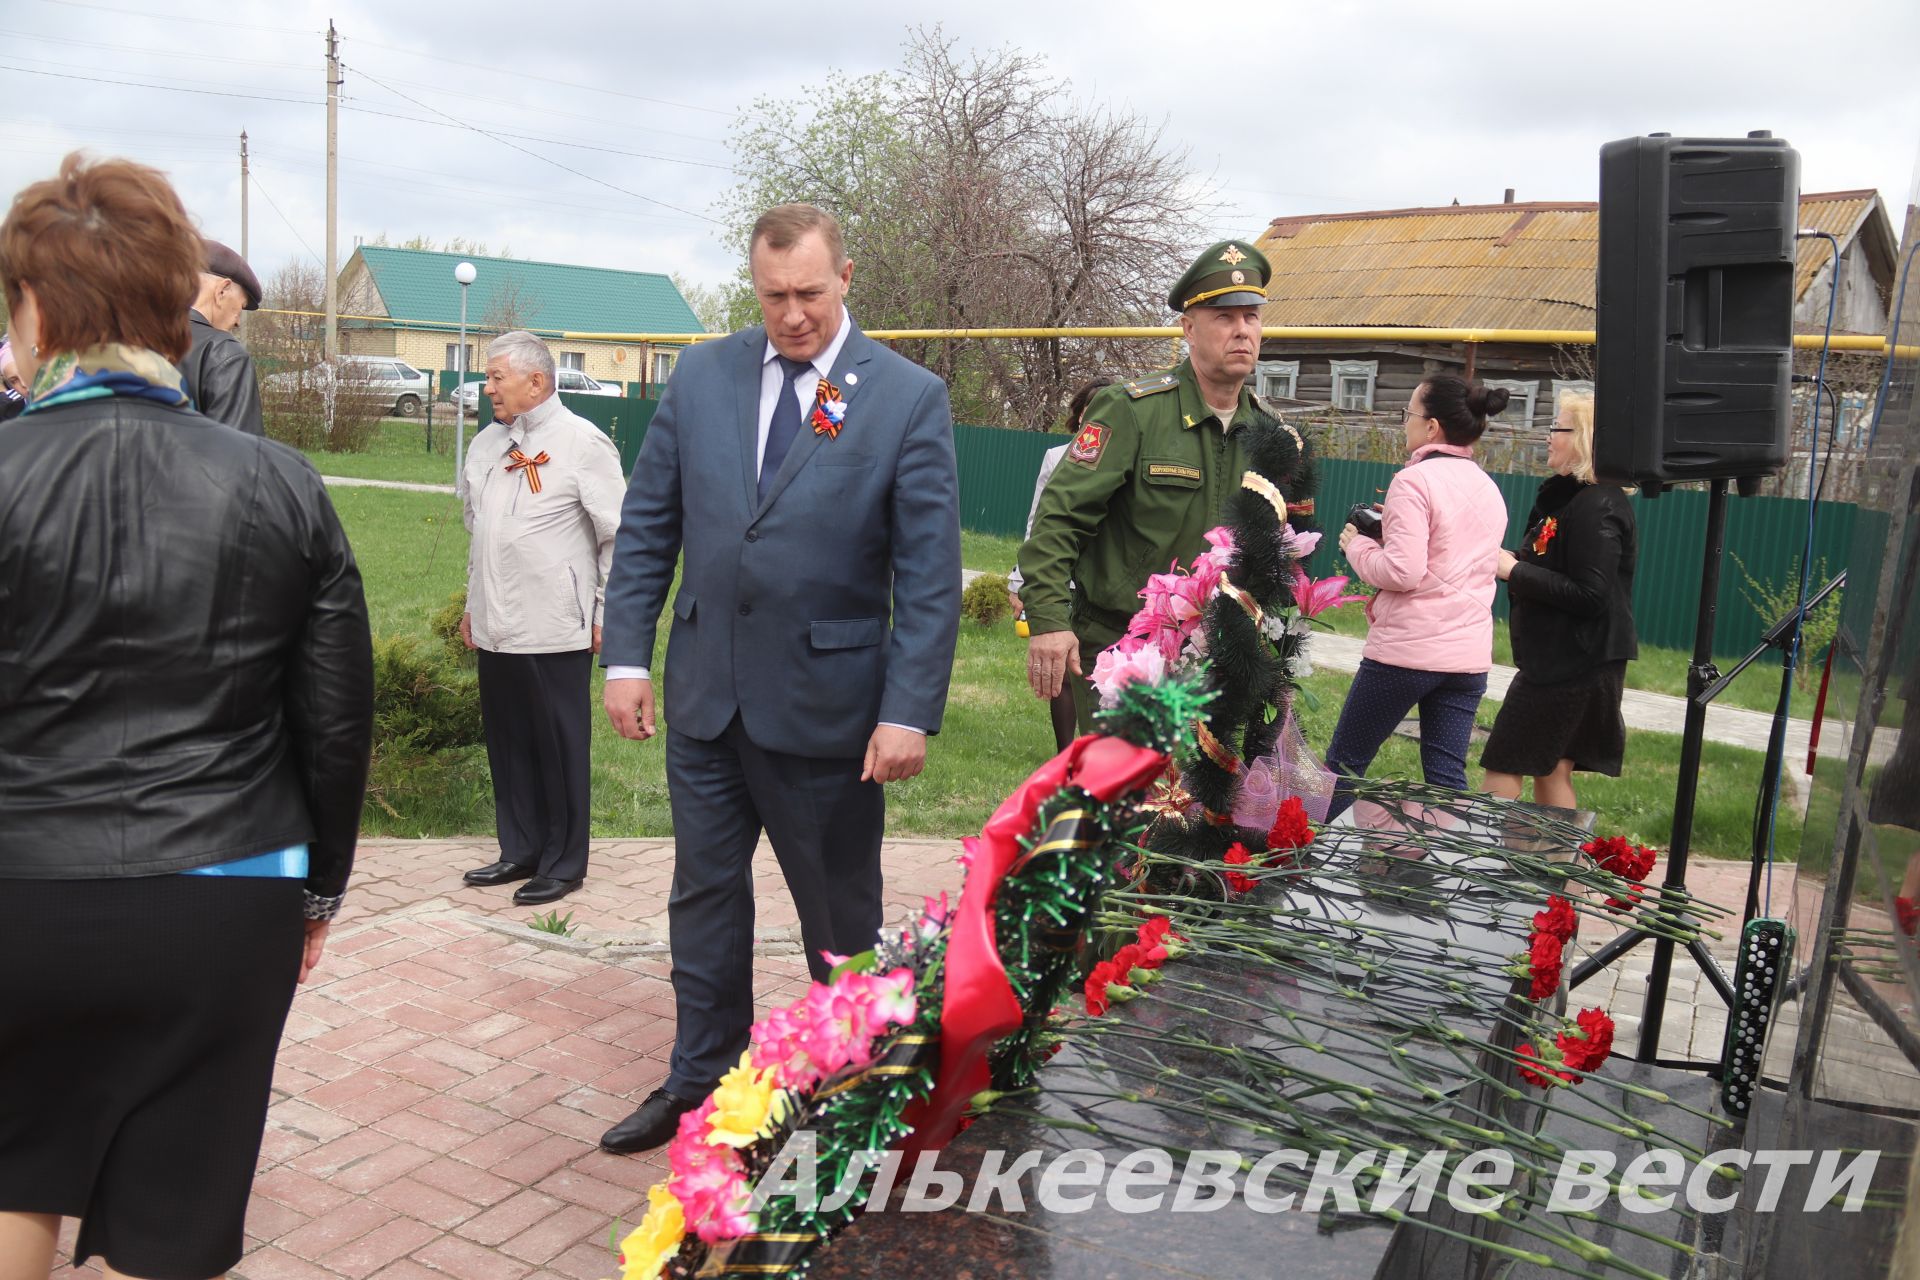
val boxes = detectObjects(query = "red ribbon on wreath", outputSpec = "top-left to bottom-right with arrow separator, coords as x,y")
899,732 -> 1168,1154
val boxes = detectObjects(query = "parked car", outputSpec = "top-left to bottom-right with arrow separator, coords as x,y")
263,356 -> 432,418
454,367 -> 621,416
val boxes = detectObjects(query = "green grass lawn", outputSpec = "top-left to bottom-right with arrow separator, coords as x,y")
338,493 -> 1803,857
303,416 -> 468,486
310,432 -> 1843,728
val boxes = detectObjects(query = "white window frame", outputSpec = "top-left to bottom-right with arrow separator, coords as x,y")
1257,359 -> 1299,402
1330,360 -> 1378,412
651,351 -> 675,386
1483,378 -> 1539,427
444,342 -> 473,371
559,351 -> 586,371
1552,379 -> 1594,414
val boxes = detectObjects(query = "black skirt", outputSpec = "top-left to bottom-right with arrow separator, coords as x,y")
0,874 -> 304,1279
1480,660 -> 1629,778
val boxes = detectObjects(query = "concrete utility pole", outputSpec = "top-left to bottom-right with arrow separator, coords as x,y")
238,129 -> 250,344
324,19 -> 339,360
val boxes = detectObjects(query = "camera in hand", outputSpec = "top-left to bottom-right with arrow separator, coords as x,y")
1346,503 -> 1383,541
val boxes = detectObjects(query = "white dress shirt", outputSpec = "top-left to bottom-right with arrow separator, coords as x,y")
754,306 -> 854,478
607,310 -> 923,735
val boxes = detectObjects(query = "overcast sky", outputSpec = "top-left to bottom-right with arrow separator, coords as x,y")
3,0 -> 1916,310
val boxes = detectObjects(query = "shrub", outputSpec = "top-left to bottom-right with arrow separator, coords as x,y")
371,633 -> 484,755
962,572 -> 1012,627
1731,552 -> 1841,690
363,633 -> 486,824
428,591 -> 471,662
260,357 -> 385,453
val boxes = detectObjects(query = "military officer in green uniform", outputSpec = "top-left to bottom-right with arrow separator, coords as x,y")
1018,239 -> 1306,732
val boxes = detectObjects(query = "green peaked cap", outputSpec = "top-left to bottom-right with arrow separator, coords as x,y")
1168,239 -> 1271,313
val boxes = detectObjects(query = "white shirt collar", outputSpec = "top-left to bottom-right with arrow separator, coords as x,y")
762,306 -> 854,378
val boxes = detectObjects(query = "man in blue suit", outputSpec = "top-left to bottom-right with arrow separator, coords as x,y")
596,204 -> 962,1153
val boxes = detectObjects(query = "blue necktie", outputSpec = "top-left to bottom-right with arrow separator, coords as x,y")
759,355 -> 812,501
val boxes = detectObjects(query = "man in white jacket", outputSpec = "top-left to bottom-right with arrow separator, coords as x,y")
458,331 -> 626,905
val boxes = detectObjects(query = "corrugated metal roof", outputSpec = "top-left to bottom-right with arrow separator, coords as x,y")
351,246 -> 703,334
1253,193 -> 1886,331
1790,191 -> 1873,301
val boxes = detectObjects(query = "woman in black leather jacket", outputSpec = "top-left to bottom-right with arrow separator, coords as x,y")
1481,391 -> 1637,810
0,154 -> 373,1280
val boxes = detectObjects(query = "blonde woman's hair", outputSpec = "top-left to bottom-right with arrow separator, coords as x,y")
1557,391 -> 1597,484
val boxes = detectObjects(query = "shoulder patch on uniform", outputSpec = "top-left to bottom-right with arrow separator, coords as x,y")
1067,421 -> 1109,467
1123,372 -> 1178,399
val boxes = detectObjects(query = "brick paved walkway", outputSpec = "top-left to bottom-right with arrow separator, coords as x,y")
45,836 -> 1793,1279
50,839 -> 964,1280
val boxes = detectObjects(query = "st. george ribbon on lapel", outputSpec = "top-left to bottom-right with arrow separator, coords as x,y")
746,325 -> 878,516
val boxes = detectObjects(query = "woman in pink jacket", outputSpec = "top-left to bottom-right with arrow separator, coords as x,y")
1325,375 -> 1510,819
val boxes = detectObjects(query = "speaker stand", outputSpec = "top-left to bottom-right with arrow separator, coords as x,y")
1694,570 -> 1847,926
1569,478 -> 1735,1068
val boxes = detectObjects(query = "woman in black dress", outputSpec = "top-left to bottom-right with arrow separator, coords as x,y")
0,154 -> 373,1279
1482,391 -> 1637,810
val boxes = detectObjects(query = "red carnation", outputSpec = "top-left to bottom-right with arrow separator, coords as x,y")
1605,882 -> 1647,913
1130,932 -> 1169,968
1084,961 -> 1119,1016
1584,835 -> 1657,882
1527,930 -> 1564,1001
1532,895 -> 1578,944
1222,842 -> 1258,895
1556,1008 -> 1615,1074
1515,1043 -> 1569,1089
1618,845 -> 1657,881
1898,896 -> 1919,937
1139,915 -> 1186,947
1111,942 -> 1149,978
1138,914 -> 1187,960
1267,796 -> 1315,852
1581,835 -> 1630,866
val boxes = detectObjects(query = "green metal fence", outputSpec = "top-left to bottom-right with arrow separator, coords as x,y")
475,391 -> 657,474
952,438 -> 1873,660
549,403 -> 1868,660
436,368 -> 485,400
1297,458 -> 1871,657
954,423 -> 1065,536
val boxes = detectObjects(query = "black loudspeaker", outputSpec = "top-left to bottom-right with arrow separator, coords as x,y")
1595,133 -> 1799,493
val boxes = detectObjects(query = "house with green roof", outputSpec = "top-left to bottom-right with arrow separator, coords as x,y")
336,245 -> 704,394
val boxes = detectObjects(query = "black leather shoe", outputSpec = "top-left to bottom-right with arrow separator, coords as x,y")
600,1087 -> 703,1154
513,876 -> 582,906
464,860 -> 535,887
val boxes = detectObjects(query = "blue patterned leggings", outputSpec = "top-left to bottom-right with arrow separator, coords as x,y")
1324,658 -> 1488,820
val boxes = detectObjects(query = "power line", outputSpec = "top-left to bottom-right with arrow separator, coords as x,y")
245,146 -> 710,230
344,34 -> 737,118
0,26 -> 309,70
0,49 -> 309,97
338,102 -> 737,173
35,0 -> 311,37
341,63 -> 719,223
341,57 -> 730,147
0,116 -> 255,144
247,168 -> 322,265
0,61 -> 321,105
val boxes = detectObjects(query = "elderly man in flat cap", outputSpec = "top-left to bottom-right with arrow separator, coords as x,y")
1017,239 -> 1315,732
180,238 -> 265,435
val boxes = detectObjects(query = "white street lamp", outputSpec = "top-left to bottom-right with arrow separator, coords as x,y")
453,261 -> 477,488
